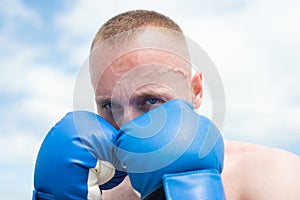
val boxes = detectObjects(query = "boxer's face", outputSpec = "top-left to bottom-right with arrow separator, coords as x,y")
93,48 -> 203,129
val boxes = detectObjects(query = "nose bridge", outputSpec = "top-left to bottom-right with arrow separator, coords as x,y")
122,105 -> 139,125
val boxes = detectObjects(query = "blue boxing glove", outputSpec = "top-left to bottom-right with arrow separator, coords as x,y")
115,99 -> 225,200
33,111 -> 126,199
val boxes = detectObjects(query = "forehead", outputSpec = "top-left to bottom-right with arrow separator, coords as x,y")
90,28 -> 192,99
105,49 -> 190,77
90,29 -> 190,81
97,49 -> 191,98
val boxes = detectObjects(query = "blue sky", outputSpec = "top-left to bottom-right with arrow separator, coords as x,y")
1,0 -> 300,199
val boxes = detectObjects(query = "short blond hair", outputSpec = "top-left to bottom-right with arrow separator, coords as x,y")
91,10 -> 183,50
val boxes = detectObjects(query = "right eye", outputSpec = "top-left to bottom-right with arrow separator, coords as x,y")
102,103 -> 112,110
101,102 -> 123,113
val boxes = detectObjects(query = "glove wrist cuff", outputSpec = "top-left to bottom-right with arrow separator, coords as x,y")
162,169 -> 226,200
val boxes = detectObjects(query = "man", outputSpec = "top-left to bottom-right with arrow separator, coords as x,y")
88,10 -> 300,199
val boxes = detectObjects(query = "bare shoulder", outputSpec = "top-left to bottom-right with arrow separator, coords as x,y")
222,140 -> 300,200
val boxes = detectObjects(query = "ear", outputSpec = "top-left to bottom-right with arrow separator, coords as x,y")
191,72 -> 203,109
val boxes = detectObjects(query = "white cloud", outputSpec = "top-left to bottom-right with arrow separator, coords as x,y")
0,62 -> 73,198
0,2 -> 75,199
0,0 -> 42,31
0,132 -> 41,199
0,34 -> 74,124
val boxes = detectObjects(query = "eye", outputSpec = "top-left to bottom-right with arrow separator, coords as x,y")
101,102 -> 122,112
102,103 -> 112,110
137,96 -> 165,112
146,97 -> 163,105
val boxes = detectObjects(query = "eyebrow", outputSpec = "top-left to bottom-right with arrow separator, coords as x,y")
95,96 -> 112,106
96,86 -> 175,104
132,88 -> 174,99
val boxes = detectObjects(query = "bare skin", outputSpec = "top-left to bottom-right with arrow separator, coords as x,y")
91,33 -> 300,199
222,141 -> 300,200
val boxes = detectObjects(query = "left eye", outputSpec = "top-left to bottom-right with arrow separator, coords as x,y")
137,97 -> 165,112
146,97 -> 162,105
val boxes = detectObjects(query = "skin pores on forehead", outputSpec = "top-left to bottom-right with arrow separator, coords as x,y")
95,49 -> 193,104
89,27 -> 191,89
